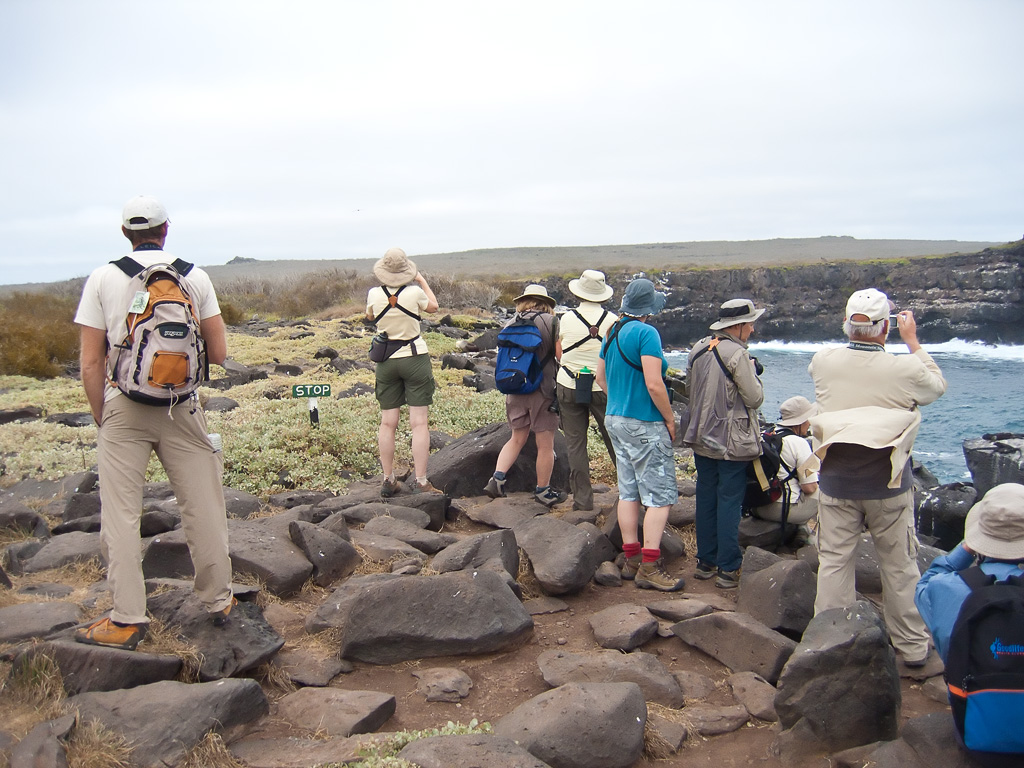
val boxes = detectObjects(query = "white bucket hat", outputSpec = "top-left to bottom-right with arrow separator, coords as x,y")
777,396 -> 818,427
373,247 -> 418,288
709,299 -> 765,330
965,483 -> 1024,561
514,284 -> 556,308
568,270 -> 613,302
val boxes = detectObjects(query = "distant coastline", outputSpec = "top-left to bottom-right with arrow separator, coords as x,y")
0,236 -> 1003,295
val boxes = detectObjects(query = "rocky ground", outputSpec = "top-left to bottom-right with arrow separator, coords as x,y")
1,468 -> 963,768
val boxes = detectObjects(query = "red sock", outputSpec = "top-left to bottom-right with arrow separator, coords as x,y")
622,542 -> 641,559
641,548 -> 661,563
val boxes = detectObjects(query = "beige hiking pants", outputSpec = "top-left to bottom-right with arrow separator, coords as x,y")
813,489 -> 931,661
97,395 -> 232,625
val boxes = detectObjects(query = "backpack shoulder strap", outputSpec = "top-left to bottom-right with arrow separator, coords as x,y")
607,317 -> 644,372
170,258 -> 194,276
374,285 -> 422,323
562,308 -> 608,355
959,565 -> 997,591
111,256 -> 144,278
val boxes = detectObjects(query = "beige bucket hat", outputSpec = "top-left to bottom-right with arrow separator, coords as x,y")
373,247 -> 418,287
568,270 -> 614,302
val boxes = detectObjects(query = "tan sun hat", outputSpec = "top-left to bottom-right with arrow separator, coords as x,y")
373,247 -> 418,288
964,483 -> 1024,561
777,396 -> 818,427
568,270 -> 613,302
514,284 -> 556,308
709,299 -> 765,330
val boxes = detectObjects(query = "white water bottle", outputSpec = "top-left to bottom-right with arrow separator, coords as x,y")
208,433 -> 222,453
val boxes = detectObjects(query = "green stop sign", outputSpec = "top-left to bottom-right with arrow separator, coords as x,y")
292,384 -> 331,398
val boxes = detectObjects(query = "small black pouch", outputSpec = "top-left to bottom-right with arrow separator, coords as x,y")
574,371 -> 594,404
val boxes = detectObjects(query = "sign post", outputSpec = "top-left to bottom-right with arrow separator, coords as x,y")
292,384 -> 331,427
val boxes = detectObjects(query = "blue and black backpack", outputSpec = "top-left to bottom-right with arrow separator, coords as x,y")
494,311 -> 551,395
945,565 -> 1024,761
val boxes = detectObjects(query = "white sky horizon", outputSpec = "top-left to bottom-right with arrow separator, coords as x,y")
2,0 -> 1021,286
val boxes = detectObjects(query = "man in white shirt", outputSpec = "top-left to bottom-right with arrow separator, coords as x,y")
73,195 -> 234,650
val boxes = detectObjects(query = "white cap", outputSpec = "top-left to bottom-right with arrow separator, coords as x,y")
845,288 -> 890,326
122,195 -> 169,230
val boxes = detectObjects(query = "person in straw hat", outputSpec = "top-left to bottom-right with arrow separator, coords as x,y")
748,395 -> 820,526
916,483 -> 1024,664
366,247 -> 439,496
484,284 -> 568,507
682,298 -> 766,590
555,269 -> 618,512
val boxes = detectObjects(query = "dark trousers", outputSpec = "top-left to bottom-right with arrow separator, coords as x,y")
556,382 -> 615,510
694,453 -> 748,572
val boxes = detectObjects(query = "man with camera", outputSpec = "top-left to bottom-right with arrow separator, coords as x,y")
682,298 -> 766,589
809,288 -> 947,668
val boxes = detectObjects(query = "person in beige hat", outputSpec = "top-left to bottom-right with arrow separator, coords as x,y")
748,395 -> 820,526
809,286 -> 946,667
366,248 -> 440,496
555,270 -> 618,511
682,297 -> 766,590
484,284 -> 568,507
916,483 -> 1024,663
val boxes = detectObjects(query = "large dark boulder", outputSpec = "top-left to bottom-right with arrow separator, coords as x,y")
427,423 -> 569,498
963,433 -> 1024,497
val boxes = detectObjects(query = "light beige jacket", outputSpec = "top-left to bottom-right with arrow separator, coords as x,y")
808,345 -> 947,488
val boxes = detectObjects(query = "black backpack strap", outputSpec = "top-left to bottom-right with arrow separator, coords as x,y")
561,308 -> 608,355
373,286 -> 422,324
111,256 -> 144,278
111,256 -> 194,279
688,337 -> 735,383
606,317 -> 643,372
959,565 -> 997,591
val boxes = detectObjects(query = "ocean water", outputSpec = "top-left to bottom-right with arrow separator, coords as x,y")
664,340 -> 1024,485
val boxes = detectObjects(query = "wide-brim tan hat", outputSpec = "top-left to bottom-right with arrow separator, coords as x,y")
710,298 -> 765,330
514,284 -> 556,308
777,395 -> 818,427
373,247 -> 418,287
964,483 -> 1024,561
569,270 -> 613,302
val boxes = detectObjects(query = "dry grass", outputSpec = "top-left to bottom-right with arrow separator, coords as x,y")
180,731 -> 246,768
0,652 -> 67,741
515,547 -> 542,600
643,701 -> 704,759
0,557 -> 108,611
141,619 -> 204,683
65,720 -> 134,768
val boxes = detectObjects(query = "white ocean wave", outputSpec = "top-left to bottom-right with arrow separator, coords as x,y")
742,338 -> 1024,361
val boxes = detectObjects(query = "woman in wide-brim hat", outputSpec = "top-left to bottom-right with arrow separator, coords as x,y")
556,270 -> 618,512
484,284 -> 568,508
366,248 -> 440,496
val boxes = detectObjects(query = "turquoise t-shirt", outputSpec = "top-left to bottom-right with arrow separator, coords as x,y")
600,319 -> 668,422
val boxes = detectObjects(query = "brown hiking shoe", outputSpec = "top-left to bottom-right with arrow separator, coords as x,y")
618,553 -> 642,580
634,560 -> 686,592
211,596 -> 238,627
410,479 -> 442,494
74,617 -> 147,651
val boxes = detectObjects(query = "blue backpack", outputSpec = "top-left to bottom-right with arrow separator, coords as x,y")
494,312 -> 551,395
945,566 -> 1024,760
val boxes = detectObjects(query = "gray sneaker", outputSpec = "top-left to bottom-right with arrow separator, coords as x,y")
484,475 -> 507,498
694,561 -> 715,580
380,477 -> 402,498
535,487 -> 568,507
715,568 -> 740,589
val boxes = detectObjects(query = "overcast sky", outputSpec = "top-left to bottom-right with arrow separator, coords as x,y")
1,0 -> 1021,286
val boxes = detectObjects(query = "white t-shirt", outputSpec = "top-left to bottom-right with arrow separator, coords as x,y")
556,301 -> 618,389
366,284 -> 429,358
74,250 -> 221,402
779,433 -> 820,499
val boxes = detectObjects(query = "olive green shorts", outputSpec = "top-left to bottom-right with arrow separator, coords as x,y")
374,353 -> 435,410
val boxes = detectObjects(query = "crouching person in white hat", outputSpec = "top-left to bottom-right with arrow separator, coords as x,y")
749,395 -> 820,526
